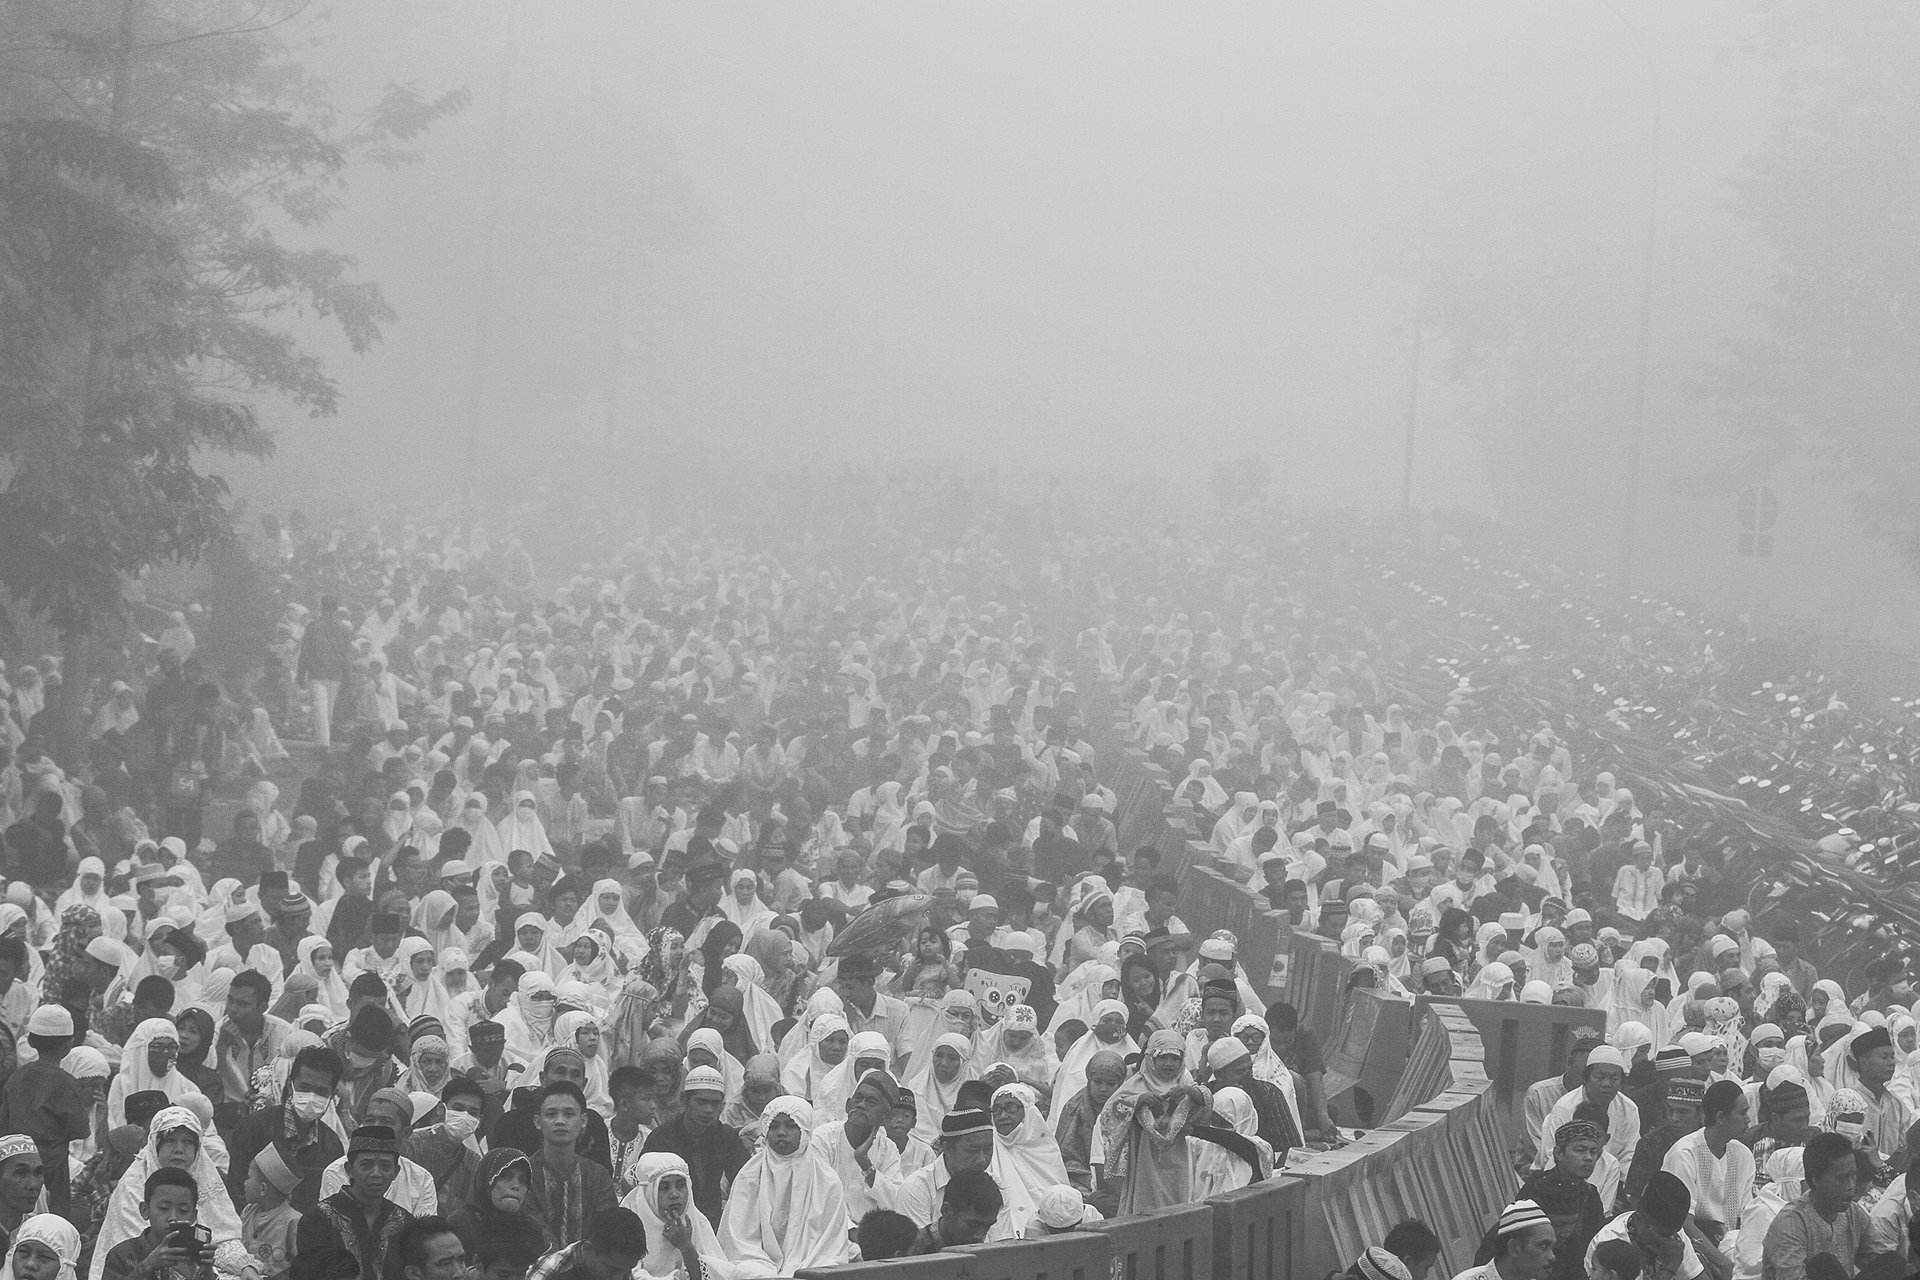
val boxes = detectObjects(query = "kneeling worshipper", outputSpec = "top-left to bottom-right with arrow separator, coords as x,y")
720,1097 -> 855,1276
620,1153 -> 732,1280
1189,1085 -> 1272,1199
86,1107 -> 251,1280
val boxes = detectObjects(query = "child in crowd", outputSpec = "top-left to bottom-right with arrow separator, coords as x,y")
239,1146 -> 302,1280
101,1168 -> 214,1280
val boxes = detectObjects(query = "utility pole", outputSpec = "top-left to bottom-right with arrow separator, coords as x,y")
1606,0 -> 1661,596
461,1 -> 516,546
1401,313 -> 1422,512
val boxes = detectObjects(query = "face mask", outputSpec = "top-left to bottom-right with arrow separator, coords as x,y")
289,1090 -> 329,1122
1757,1046 -> 1788,1070
441,1110 -> 481,1142
347,1048 -> 379,1071
154,956 -> 181,978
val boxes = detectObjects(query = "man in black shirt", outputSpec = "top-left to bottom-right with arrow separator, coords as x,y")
639,1066 -> 747,1227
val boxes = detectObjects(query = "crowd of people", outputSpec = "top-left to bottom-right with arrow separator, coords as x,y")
0,486 -> 1907,1280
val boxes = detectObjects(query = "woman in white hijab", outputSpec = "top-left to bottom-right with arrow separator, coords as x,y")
1181,759 -> 1229,811
245,781 -> 291,856
988,1082 -> 1069,1235
620,1153 -> 732,1280
773,984 -> 839,1061
1462,961 -> 1515,1002
972,1004 -> 1060,1099
296,936 -> 350,1021
1053,1001 -> 1137,1120
2,1213 -> 81,1280
905,1032 -> 973,1146
494,791 -> 555,861
812,1030 -> 889,1122
55,859 -> 124,941
718,870 -> 774,937
719,954 -> 784,1056
496,971 -> 558,1069
87,1106 -> 252,1280
560,928 -> 621,1000
721,1096 -> 854,1276
780,1013 -> 849,1102
106,1019 -> 207,1128
381,791 -> 414,846
452,794 -> 506,865
554,1010 -> 614,1118
393,937 -> 454,1028
587,879 -> 648,963
868,781 -> 909,853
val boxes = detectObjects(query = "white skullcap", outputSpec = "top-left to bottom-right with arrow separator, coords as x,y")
1206,1037 -> 1251,1071
25,1005 -> 72,1037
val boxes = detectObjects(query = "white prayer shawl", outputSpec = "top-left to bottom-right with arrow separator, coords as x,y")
988,1083 -> 1069,1235
721,954 -> 785,1055
621,1153 -> 735,1280
494,791 -> 555,860
393,936 -> 455,1027
904,1032 -> 973,1146
87,1106 -> 251,1280
296,935 -> 350,1020
106,1018 -> 208,1129
720,1097 -> 855,1277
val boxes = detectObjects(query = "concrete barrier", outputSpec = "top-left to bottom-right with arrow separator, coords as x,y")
1441,996 -> 1606,1154
797,1256 -> 972,1280
1209,1177 -> 1309,1280
962,1230 -> 1110,1280
1089,1202 -> 1213,1280
1324,988 -> 1417,1128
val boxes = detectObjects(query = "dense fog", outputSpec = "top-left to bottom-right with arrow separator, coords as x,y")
215,1 -> 1820,547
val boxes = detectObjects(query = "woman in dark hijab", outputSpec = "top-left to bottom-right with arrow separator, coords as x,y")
698,920 -> 744,998
446,1146 -> 550,1257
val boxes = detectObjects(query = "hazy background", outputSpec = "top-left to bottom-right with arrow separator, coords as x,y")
243,1 -> 1763,516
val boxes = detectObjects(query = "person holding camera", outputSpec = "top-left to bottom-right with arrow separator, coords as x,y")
98,1168 -> 214,1280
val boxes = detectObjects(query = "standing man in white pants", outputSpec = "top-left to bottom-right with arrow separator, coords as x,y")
296,592 -> 353,747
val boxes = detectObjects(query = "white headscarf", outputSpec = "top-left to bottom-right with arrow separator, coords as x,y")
87,1107 -> 247,1280
554,1010 -> 613,1118
621,1153 -> 729,1280
780,1013 -> 849,1101
813,1029 -> 888,1121
1191,1085 -> 1270,1198
722,952 -> 785,1054
1052,1000 -> 1136,1119
905,1031 -> 974,1146
494,791 -> 555,860
106,1018 -> 206,1128
1,1215 -> 79,1280
393,936 -> 453,1026
296,935 -> 349,1020
720,1096 -> 855,1275
988,1082 -> 1069,1234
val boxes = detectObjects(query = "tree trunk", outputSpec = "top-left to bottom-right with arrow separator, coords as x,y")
51,630 -> 92,772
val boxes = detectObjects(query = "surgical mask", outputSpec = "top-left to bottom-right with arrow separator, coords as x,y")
153,956 -> 181,978
289,1090 -> 329,1122
1837,1118 -> 1868,1144
347,1048 -> 379,1071
441,1110 -> 481,1142
1757,1046 -> 1787,1070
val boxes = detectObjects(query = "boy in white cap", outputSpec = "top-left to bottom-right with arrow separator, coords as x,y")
0,1004 -> 85,1214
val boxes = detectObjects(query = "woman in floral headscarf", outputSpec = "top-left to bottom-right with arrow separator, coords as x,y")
1093,1029 -> 1211,1214
39,905 -> 102,1008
